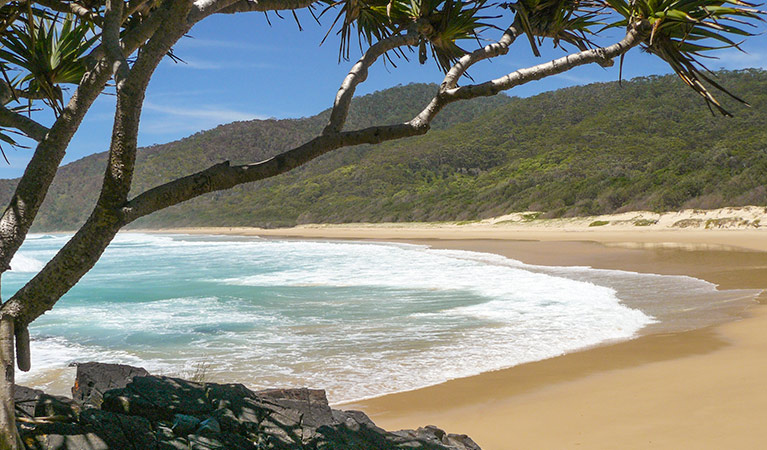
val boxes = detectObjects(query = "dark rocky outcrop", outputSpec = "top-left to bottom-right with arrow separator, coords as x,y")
15,362 -> 481,450
34,394 -> 80,422
71,361 -> 150,408
14,385 -> 45,418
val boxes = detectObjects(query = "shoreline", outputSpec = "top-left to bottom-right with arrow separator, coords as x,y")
137,225 -> 767,448
141,224 -> 767,251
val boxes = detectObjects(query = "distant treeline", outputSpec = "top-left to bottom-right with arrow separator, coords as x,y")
2,70 -> 766,231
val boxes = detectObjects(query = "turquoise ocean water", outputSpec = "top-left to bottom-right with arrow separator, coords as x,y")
4,233 -> 758,402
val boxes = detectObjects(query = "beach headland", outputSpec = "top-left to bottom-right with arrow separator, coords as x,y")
146,219 -> 767,449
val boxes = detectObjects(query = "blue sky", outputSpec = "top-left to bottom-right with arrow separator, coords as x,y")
1,7 -> 765,179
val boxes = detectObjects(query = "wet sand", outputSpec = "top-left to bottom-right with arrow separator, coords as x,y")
152,226 -> 767,448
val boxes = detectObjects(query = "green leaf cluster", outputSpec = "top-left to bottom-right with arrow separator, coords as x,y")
321,1 -> 499,70
0,10 -> 96,114
604,0 -> 765,115
504,0 -> 604,56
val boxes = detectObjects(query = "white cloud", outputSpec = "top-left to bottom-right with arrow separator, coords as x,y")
144,102 -> 264,121
712,50 -> 767,69
140,101 -> 267,135
148,88 -> 228,99
552,72 -> 604,84
176,37 -> 272,51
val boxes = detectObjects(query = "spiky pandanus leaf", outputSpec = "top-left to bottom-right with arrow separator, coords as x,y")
0,101 -> 35,163
0,128 -> 22,163
501,0 -> 605,57
604,0 -> 765,115
321,1 -> 497,72
320,0 -> 402,60
0,12 -> 97,115
406,0 -> 499,72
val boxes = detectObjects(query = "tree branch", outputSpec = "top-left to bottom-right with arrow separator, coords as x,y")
0,1 -> 174,274
35,0 -> 104,26
0,3 -> 175,316
0,315 -> 16,449
101,0 -> 193,204
188,0 -> 319,21
218,0 -> 319,13
105,0 -> 130,92
0,62 -> 113,276
84,2 -> 167,64
449,24 -> 647,101
0,81 -> 48,106
412,21 -> 648,127
441,24 -> 522,91
120,21 -> 647,224
0,0 -> 174,279
324,31 -> 419,135
120,23 -> 649,228
124,0 -> 158,21
0,106 -> 49,142
15,325 -> 29,372
0,0 -> 195,327
121,123 -> 427,224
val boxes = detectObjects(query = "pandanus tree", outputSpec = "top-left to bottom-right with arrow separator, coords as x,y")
0,0 -> 763,447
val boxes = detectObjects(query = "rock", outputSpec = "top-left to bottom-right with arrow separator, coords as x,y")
256,388 -> 335,429
157,439 -> 189,450
209,407 -> 243,434
186,433 -> 258,450
19,363 -> 482,450
205,382 -> 257,411
17,422 -> 109,450
247,391 -> 324,445
71,362 -> 149,408
390,425 -> 482,450
331,409 -> 379,430
34,394 -> 80,422
155,425 -> 187,450
171,414 -> 201,436
102,376 -> 214,421
313,421 -> 481,450
18,410 -> 156,450
196,417 -> 221,435
446,433 -> 482,450
204,383 -> 265,436
14,385 -> 45,418
247,387 -> 344,446
156,422 -> 258,450
78,409 -> 156,450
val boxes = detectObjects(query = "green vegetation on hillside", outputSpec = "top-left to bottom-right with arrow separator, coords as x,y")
3,70 -> 767,231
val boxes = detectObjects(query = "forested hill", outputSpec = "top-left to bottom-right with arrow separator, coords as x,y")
0,83 -> 511,230
3,70 -> 767,231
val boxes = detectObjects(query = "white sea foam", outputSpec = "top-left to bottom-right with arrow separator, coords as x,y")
10,233 -> 758,402
10,253 -> 45,273
426,247 -> 758,332
40,296 -> 278,334
111,233 -> 177,246
15,335 -> 174,394
27,233 -> 70,240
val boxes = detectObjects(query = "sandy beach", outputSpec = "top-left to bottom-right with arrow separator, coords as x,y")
148,220 -> 767,449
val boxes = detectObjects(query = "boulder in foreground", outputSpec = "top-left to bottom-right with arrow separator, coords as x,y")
16,362 -> 481,450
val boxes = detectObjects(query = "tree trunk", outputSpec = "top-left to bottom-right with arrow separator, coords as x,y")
0,314 -> 18,450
